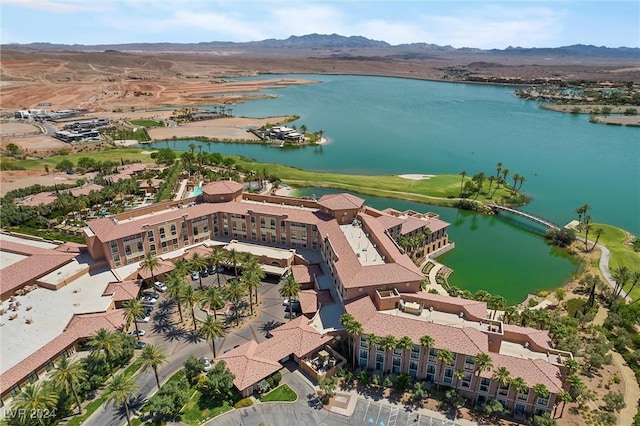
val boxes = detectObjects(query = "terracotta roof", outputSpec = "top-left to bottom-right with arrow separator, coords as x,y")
345,296 -> 488,356
120,163 -> 149,175
16,192 -> 57,207
0,309 -> 125,396
408,292 -> 488,321
53,242 -> 85,253
218,316 -> 332,392
69,183 -> 104,197
376,214 -> 405,231
317,193 -> 365,211
202,180 -> 244,196
291,264 -> 322,285
486,353 -> 563,393
0,252 -> 76,299
298,290 -> 318,314
137,259 -> 175,280
103,280 -> 140,302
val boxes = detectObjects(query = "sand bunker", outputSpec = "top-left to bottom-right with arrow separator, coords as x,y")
397,174 -> 436,180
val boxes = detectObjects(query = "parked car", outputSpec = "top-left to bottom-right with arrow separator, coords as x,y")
135,315 -> 150,323
141,295 -> 157,305
200,269 -> 209,278
202,357 -> 212,372
143,291 -> 160,300
284,311 -> 299,319
135,341 -> 147,350
191,271 -> 199,281
127,330 -> 146,337
143,305 -> 154,315
207,266 -> 215,275
154,281 -> 168,292
217,266 -> 225,273
283,299 -> 299,306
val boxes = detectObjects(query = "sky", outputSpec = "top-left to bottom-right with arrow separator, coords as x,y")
1,0 -> 638,49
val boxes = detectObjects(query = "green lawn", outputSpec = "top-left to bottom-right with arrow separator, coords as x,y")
577,223 -> 640,300
181,391 -> 233,426
260,384 -> 297,402
3,148 -> 155,171
129,119 -> 165,128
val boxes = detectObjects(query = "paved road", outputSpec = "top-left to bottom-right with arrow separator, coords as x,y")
85,271 -> 293,426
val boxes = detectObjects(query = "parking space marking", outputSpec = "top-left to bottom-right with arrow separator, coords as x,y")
375,402 -> 383,425
363,398 -> 371,421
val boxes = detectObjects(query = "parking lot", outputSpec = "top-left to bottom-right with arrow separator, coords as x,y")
353,398 -> 460,426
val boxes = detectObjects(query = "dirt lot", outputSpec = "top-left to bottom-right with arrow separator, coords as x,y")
0,170 -> 87,196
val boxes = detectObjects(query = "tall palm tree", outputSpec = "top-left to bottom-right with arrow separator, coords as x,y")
613,265 -> 632,300
50,356 -> 87,414
103,373 -> 139,426
556,390 -> 572,418
201,286 -> 225,320
340,313 -> 362,367
199,315 -> 225,358
182,285 -> 200,332
459,171 -> 467,196
381,335 -> 397,372
226,278 -> 247,326
511,173 -> 520,192
279,275 -> 301,321
366,333 -> 379,367
532,383 -> 550,406
437,348 -> 454,390
419,335 -> 435,377
140,344 -> 168,390
140,252 -> 160,286
501,168 -> 510,185
122,299 -> 145,339
13,382 -> 58,426
492,366 -> 511,400
88,328 -> 120,374
240,259 -> 264,315
189,253 -> 208,289
209,248 -> 226,287
227,248 -> 241,279
590,228 -> 603,251
165,271 -> 186,323
396,336 -> 413,373
495,162 -> 503,183
518,175 -> 526,191
474,352 -> 493,397
509,377 -> 528,409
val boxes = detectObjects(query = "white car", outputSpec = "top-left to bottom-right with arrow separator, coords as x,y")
191,271 -> 199,281
141,295 -> 157,305
202,357 -> 212,372
135,315 -> 150,323
154,281 -> 168,292
283,299 -> 299,306
127,330 -> 146,337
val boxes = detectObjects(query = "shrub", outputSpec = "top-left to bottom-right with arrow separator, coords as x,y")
271,371 -> 282,386
528,298 -> 539,307
234,397 -> 254,409
565,298 -> 586,317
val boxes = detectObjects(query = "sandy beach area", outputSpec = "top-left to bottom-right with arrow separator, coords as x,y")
147,116 -> 296,141
397,174 -> 436,180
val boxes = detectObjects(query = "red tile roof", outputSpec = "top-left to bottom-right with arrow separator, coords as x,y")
0,310 -> 125,396
137,260 -> 175,280
0,251 -> 76,299
407,292 -> 488,321
291,264 -> 322,285
202,180 -> 244,196
486,353 -> 563,393
103,280 -> 140,302
69,183 -> 104,197
216,341 -> 282,392
318,193 -> 364,211
298,290 -> 318,314
345,296 -> 488,355
16,192 -> 57,207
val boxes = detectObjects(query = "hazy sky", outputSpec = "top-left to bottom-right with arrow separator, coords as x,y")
2,0 -> 638,49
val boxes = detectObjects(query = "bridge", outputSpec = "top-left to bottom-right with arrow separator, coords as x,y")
488,204 -> 560,230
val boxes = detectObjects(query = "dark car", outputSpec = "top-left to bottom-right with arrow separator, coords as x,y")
207,266 -> 215,275
200,269 -> 209,277
135,341 -> 147,349
284,311 -> 299,319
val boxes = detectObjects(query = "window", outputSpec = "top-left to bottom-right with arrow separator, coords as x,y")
161,241 -> 168,253
375,353 -> 384,370
534,408 -> 546,416
159,228 -> 166,239
498,382 -> 510,396
392,356 -> 401,373
125,246 -> 132,256
170,224 -> 177,236
410,344 -> 420,359
110,240 -> 119,254
113,254 -> 121,267
360,339 -> 369,349
537,395 -> 549,407
428,348 -> 438,363
479,377 -> 491,393
464,355 -> 475,371
517,388 -> 529,401
149,244 -> 156,256
260,217 -> 266,227
252,230 -> 257,240
393,348 -> 403,356
409,361 -> 418,378
359,349 -> 368,367
281,235 -> 287,245
443,368 -> 453,385
147,230 -> 154,242
514,404 -> 526,415
461,372 -> 473,388
271,234 -> 276,243
270,218 -> 275,229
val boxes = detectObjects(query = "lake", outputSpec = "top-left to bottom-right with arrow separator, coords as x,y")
149,74 -> 638,302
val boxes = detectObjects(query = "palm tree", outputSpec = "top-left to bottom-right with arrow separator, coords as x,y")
340,313 -> 363,367
509,377 -> 528,408
459,171 -> 467,196
240,258 -> 264,315
613,265 -> 632,300
122,299 -> 145,339
103,373 -> 139,426
437,348 -> 454,390
279,275 -> 301,321
227,248 -> 241,279
501,169 -> 510,188
88,328 -> 120,374
454,369 -> 465,388
50,356 -> 87,414
419,335 -> 435,377
590,228 -> 603,251
532,383 -> 550,407
492,366 -> 511,400
199,315 -> 225,358
13,382 -> 58,426
511,173 -> 520,192
575,206 -> 585,224
201,286 -> 225,320
226,278 -> 247,326
209,248 -> 226,286
189,253 -> 208,289
474,352 -> 493,397
487,175 -> 495,192
563,359 -> 579,378
518,175 -> 526,191
381,335 -> 397,372
165,271 -> 186,322
556,390 -> 572,418
140,344 -> 168,390
495,162 -> 503,182
140,252 -> 160,286
182,285 -> 200,332
365,333 -> 379,367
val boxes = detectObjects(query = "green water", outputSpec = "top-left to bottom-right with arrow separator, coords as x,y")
150,74 -> 637,303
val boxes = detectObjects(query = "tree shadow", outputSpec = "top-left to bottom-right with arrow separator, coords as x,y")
162,326 -> 187,342
258,319 -> 284,333
183,331 -> 204,344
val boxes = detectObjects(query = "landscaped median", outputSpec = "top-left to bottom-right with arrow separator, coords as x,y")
259,384 -> 298,403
